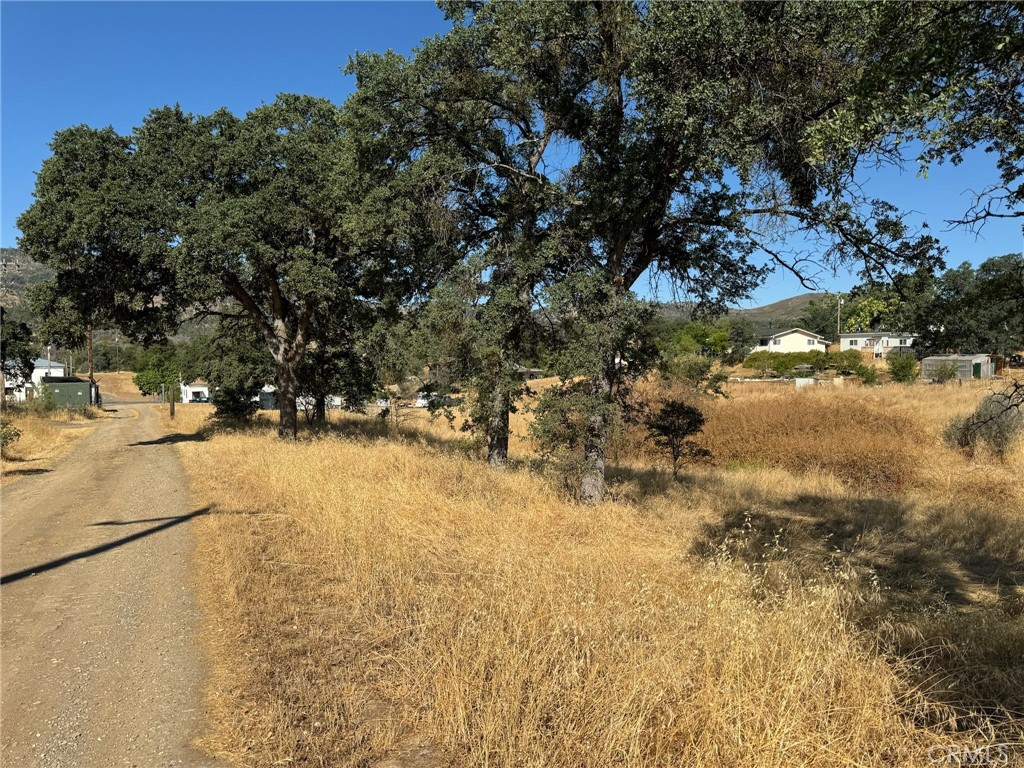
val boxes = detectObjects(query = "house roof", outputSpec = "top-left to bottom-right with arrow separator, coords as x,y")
33,358 -> 65,368
767,327 -> 828,341
839,332 -> 918,339
922,354 -> 989,363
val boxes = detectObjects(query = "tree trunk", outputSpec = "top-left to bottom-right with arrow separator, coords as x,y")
579,372 -> 612,505
388,396 -> 399,431
313,393 -> 327,425
276,359 -> 299,439
169,385 -> 175,420
487,382 -> 510,468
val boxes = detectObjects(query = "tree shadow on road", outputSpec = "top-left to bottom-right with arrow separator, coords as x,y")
90,514 -> 200,526
1,467 -> 52,477
129,432 -> 208,447
0,507 -> 212,586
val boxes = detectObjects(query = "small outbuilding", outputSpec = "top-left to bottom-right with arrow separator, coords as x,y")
513,364 -> 545,380
38,376 -> 93,408
258,385 -> 278,410
920,354 -> 995,381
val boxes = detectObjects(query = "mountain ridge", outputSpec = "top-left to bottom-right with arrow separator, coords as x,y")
2,247 -> 826,336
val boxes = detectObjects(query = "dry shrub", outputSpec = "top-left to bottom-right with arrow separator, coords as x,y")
182,430 -> 948,768
944,390 -> 1024,460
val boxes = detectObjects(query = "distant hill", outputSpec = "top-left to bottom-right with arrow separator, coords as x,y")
731,293 -> 828,332
0,248 -> 51,311
4,246 -> 825,343
0,248 -> 213,341
656,292 -> 827,334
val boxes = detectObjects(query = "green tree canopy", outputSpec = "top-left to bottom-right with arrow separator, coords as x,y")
425,2 -> 953,501
22,95 -> 460,438
917,254 -> 1024,355
1,307 -> 37,408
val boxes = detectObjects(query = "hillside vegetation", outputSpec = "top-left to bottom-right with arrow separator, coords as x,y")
159,381 -> 1024,767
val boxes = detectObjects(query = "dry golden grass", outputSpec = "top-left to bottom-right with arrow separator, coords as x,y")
164,381 -> 1024,767
92,371 -> 144,400
1,408 -> 99,486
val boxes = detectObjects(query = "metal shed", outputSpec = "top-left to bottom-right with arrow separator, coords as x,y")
39,376 -> 92,407
920,354 -> 995,380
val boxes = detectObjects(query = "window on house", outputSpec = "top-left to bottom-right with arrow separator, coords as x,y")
849,339 -> 858,346
773,339 -> 781,346
899,338 -> 906,345
807,338 -> 816,346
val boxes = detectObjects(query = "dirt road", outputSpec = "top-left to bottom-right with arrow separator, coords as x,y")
1,402 -> 223,767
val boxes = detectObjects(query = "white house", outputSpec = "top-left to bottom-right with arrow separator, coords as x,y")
3,358 -> 67,402
839,332 -> 917,358
752,328 -> 830,354
180,379 -> 211,403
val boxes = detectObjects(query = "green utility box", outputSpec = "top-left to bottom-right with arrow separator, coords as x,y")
39,376 -> 92,408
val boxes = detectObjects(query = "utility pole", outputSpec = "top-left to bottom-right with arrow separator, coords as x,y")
87,321 -> 94,384
86,321 -> 95,404
836,297 -> 844,345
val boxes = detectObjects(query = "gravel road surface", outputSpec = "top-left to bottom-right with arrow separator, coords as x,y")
1,402 -> 224,767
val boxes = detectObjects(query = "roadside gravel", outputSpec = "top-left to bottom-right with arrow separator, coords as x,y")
1,401 -> 226,768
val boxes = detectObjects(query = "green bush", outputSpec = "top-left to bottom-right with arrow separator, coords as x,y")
886,352 -> 919,383
743,351 -> 775,375
856,364 -> 880,386
742,349 -> 863,377
27,386 -> 57,415
212,386 -> 260,421
0,417 -> 22,457
646,399 -> 710,478
944,391 -> 1024,459
829,349 -> 864,372
667,354 -> 728,396
931,360 -> 960,383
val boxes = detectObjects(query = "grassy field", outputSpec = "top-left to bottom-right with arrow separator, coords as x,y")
161,380 -> 1023,767
92,371 -> 145,400
1,407 -> 100,486
1,371 -> 145,485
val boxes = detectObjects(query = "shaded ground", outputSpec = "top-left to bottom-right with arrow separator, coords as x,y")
682,475 -> 1024,737
1,401 -> 224,767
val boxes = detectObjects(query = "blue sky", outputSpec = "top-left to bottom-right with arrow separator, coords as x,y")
3,1 -> 1021,307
